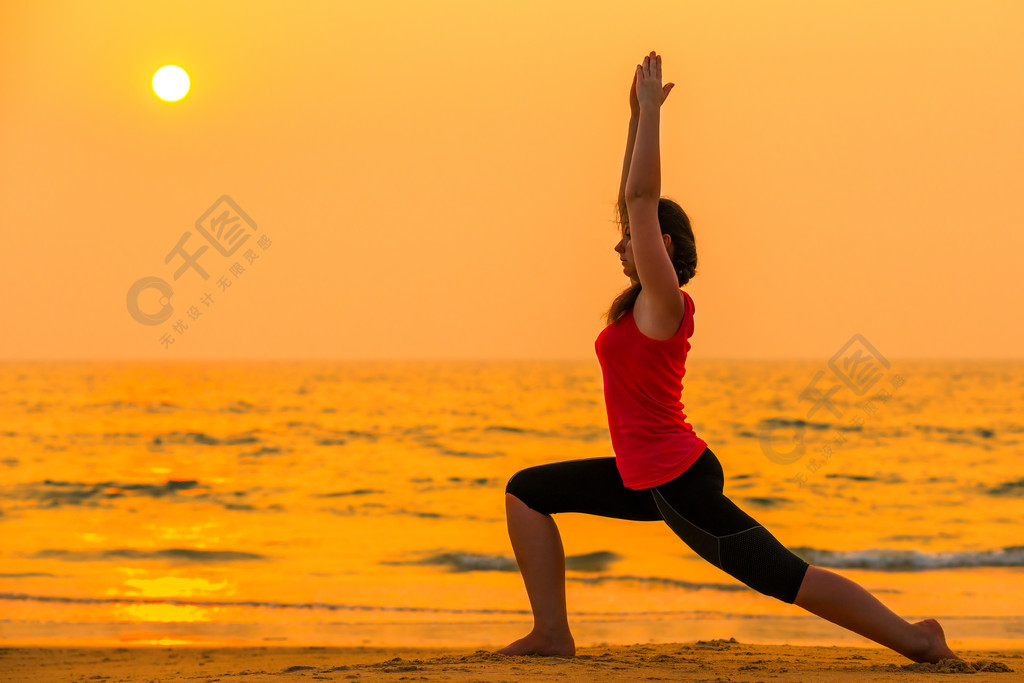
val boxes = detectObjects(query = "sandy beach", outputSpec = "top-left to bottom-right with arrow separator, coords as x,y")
1,639 -> 1018,682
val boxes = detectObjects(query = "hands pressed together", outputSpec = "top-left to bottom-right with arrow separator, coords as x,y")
619,51 -> 674,204
630,50 -> 675,114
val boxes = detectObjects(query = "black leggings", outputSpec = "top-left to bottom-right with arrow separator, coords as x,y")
504,446 -> 810,604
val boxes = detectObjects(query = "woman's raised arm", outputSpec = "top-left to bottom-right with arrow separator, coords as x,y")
617,65 -> 674,218
617,114 -> 640,221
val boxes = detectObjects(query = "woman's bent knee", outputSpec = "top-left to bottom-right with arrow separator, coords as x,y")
505,468 -> 552,515
505,469 -> 526,497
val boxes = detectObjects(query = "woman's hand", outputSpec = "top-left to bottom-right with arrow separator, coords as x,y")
634,51 -> 674,112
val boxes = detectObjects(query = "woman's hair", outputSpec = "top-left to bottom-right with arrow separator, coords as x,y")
604,196 -> 698,327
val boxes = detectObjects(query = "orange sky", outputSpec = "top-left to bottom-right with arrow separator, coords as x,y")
1,0 -> 1021,361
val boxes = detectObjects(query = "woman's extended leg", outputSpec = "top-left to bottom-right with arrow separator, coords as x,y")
653,447 -> 961,663
499,457 -> 662,656
793,565 -> 961,663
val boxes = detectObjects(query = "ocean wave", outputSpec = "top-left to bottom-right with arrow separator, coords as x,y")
474,425 -> 607,442
152,431 -> 262,446
321,507 -> 501,523
824,473 -> 905,484
384,545 -> 1024,574
315,489 -> 386,498
5,479 -> 280,513
987,478 -> 1024,497
914,424 -> 998,439
382,550 -> 621,573
792,545 -> 1024,570
31,548 -> 265,562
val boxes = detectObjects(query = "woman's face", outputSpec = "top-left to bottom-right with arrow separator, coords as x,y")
614,227 -> 638,285
616,227 -> 672,286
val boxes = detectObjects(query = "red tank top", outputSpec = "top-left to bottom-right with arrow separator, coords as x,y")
594,289 -> 707,489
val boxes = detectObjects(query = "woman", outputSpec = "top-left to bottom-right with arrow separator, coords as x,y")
498,51 -> 961,665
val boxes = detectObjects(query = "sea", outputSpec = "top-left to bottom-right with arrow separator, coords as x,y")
1,358 -> 1022,650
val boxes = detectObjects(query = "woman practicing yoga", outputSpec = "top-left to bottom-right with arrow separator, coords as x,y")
498,51 -> 961,664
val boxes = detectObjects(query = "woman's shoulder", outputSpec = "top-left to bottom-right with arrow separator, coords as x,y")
633,288 -> 689,341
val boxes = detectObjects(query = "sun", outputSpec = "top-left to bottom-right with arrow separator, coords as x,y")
152,65 -> 190,102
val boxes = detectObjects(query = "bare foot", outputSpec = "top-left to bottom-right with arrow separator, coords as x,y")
496,629 -> 575,657
911,618 -> 963,663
